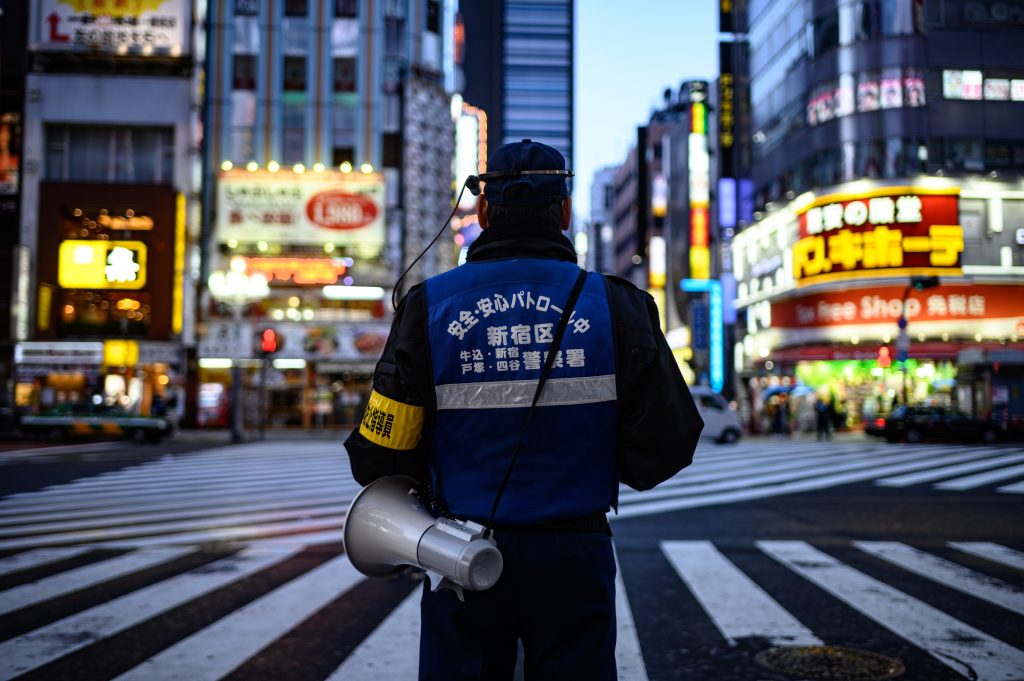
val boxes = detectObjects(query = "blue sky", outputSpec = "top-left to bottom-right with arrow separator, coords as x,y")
575,0 -> 719,218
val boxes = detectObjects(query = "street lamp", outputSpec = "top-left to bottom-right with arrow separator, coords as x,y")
208,256 -> 269,442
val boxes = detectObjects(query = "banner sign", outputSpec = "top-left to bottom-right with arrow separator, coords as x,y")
216,171 -> 386,254
200,321 -> 391,361
792,188 -> 962,286
772,284 -> 1024,328
35,0 -> 190,55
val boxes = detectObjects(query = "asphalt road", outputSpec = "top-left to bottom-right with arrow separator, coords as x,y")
0,434 -> 1021,681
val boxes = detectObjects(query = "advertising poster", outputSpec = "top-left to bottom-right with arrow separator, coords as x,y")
35,0 -> 189,56
216,170 -> 386,255
0,112 -> 19,195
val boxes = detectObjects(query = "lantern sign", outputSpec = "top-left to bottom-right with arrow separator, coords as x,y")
58,240 -> 148,290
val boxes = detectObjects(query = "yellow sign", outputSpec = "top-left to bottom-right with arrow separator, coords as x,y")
358,389 -> 424,450
104,340 -> 139,367
58,240 -> 147,290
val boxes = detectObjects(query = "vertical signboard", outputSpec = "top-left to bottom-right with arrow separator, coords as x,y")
688,83 -> 711,280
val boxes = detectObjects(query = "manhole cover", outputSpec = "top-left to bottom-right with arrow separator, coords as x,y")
755,645 -> 905,680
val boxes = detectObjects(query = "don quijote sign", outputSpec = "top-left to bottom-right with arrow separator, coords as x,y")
216,171 -> 385,254
792,188 -> 963,286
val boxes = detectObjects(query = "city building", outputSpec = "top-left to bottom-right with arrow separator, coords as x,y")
199,0 -> 457,429
729,0 -> 1024,431
459,0 -> 574,167
15,0 -> 200,422
586,165 -> 617,273
1,0 -> 28,413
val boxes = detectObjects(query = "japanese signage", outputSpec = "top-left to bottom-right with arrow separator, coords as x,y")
689,95 -> 711,280
216,171 -> 385,254
793,189 -> 963,286
242,257 -> 350,286
772,285 -> 1024,328
943,70 -> 1024,102
199,320 -> 391,361
0,112 -> 20,196
58,240 -> 148,289
445,289 -> 592,376
35,0 -> 190,56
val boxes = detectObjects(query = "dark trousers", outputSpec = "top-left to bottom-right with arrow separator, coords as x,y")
418,528 -> 617,681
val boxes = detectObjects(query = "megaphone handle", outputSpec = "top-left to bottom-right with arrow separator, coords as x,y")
484,268 -> 590,532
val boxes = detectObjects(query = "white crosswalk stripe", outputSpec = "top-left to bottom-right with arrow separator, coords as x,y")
660,540 -> 821,646
854,541 -> 1024,615
0,440 -> 1021,550
759,540 -> 1024,681
0,536 -> 1020,679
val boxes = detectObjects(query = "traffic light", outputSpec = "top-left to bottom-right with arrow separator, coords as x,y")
258,328 -> 282,355
911,275 -> 940,291
877,345 -> 891,368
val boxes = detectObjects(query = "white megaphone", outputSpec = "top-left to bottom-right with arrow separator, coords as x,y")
343,475 -> 503,601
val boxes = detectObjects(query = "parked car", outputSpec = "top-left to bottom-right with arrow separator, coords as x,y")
868,405 -> 999,444
691,387 -> 742,444
18,404 -> 174,443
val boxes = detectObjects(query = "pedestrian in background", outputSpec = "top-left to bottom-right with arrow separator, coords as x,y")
345,139 -> 703,681
815,395 -> 832,441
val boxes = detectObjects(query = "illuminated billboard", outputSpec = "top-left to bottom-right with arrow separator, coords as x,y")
792,189 -> 963,286
34,0 -> 190,56
58,240 -> 148,290
216,170 -> 386,255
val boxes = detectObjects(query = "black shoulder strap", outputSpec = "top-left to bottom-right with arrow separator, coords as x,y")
485,268 -> 590,532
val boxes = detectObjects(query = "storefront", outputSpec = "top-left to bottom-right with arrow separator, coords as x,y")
200,167 -> 390,429
732,178 -> 1024,430
17,184 -> 186,418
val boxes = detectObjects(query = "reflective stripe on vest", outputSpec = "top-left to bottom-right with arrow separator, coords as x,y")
435,374 -> 617,410
423,258 -> 618,525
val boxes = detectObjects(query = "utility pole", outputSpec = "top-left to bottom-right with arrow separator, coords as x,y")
897,276 -> 940,404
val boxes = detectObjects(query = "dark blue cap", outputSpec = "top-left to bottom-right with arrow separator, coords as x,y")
483,139 -> 571,206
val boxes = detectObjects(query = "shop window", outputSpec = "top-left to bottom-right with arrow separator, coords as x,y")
60,290 -> 151,338
943,138 -> 984,172
855,139 -> 886,178
426,0 -> 441,33
233,55 -> 256,90
384,17 -> 406,56
283,127 -> 305,165
335,0 -> 358,18
235,0 -> 258,16
382,133 -> 401,169
813,10 -> 840,56
284,0 -> 307,17
283,56 -> 307,91
46,125 -> 173,184
332,146 -> 354,167
984,141 -> 1013,168
333,57 -> 356,92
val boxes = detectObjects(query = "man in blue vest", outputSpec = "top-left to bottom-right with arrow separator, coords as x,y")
345,139 -> 702,681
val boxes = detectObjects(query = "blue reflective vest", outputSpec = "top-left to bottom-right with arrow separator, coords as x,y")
423,258 -> 618,525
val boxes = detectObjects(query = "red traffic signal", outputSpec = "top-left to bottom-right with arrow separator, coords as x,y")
877,345 -> 891,368
259,328 -> 282,355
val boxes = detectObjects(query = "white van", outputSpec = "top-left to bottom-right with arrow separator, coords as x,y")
691,387 -> 743,444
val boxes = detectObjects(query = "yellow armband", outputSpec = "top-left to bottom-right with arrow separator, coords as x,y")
358,389 -> 424,450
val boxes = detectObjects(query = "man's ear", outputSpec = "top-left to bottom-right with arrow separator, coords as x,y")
560,197 -> 572,232
477,195 -> 489,229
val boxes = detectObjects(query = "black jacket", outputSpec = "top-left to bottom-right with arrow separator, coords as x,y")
344,225 -> 703,493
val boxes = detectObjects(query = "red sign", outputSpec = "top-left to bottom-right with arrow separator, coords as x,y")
793,190 -> 962,285
773,284 -> 1024,328
243,257 -> 348,286
306,191 -> 378,230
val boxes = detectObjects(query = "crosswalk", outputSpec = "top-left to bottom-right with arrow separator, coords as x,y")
0,439 -> 1022,679
0,439 -> 1022,551
0,537 -> 1021,679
